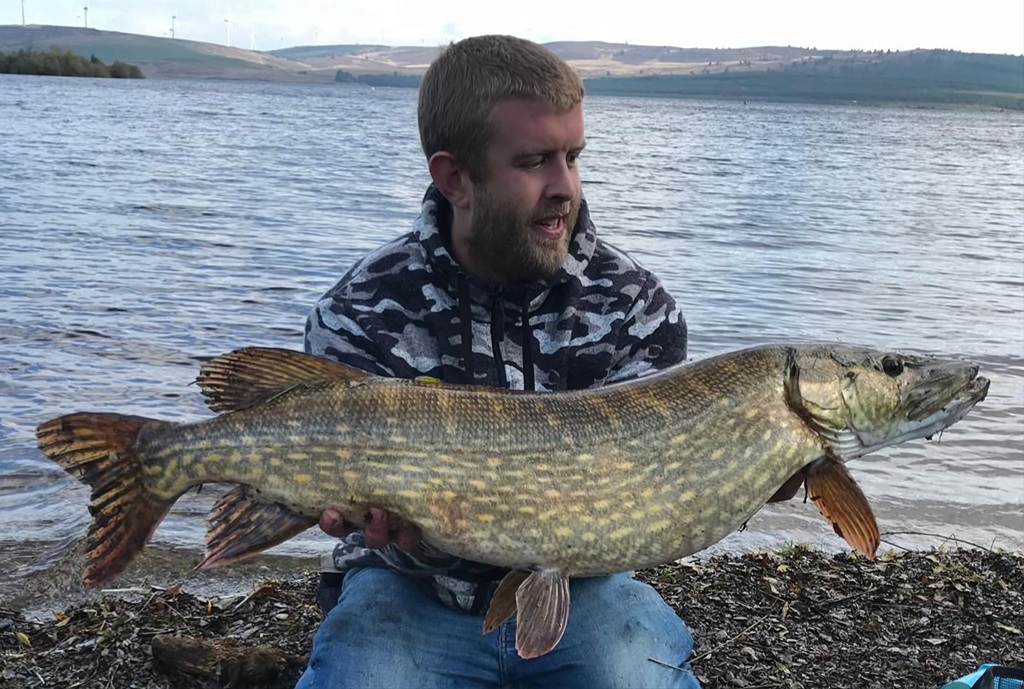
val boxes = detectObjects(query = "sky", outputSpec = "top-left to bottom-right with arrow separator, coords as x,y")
7,0 -> 1024,56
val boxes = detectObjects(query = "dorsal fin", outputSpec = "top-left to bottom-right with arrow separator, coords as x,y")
194,346 -> 374,413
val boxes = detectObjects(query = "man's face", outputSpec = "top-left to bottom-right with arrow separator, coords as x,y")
461,98 -> 586,284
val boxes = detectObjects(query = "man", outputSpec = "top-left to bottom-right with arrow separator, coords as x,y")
295,34 -> 702,689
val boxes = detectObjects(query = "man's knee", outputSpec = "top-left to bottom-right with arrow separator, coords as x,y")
565,574 -> 700,688
297,568 -> 433,689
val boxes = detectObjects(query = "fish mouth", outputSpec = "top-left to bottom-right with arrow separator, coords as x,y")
850,364 -> 990,455
905,363 -> 989,422
900,366 -> 990,443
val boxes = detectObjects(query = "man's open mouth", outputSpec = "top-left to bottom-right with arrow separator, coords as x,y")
534,215 -> 566,238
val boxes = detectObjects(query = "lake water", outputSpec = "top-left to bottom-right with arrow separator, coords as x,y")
1,74 -> 1022,610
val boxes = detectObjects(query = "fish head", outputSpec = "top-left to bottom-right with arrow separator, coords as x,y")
788,345 -> 990,460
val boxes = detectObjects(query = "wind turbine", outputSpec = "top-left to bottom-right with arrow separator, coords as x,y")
224,18 -> 231,47
171,15 -> 176,39
83,6 -> 88,28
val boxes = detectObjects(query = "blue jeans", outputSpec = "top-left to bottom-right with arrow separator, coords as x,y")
295,567 -> 702,689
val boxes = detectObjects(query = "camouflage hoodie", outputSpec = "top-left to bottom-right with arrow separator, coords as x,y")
304,183 -> 688,612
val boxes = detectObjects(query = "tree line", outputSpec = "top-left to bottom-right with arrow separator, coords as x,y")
0,46 -> 144,79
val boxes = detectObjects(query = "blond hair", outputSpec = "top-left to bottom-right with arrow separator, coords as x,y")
417,35 -> 584,181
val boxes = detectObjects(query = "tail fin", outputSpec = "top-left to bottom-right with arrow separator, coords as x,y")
36,412 -> 176,588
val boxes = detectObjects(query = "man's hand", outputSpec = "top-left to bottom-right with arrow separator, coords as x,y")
318,507 -> 422,550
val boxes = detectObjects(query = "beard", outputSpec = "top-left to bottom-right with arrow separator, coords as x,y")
464,184 -> 580,284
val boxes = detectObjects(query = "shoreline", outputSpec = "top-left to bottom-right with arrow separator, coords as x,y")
2,545 -> 1020,688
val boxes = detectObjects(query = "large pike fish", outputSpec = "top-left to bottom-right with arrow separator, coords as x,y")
36,343 -> 989,658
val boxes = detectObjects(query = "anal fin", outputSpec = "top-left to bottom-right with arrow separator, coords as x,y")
805,457 -> 880,559
513,569 -> 571,659
198,486 -> 317,570
482,569 -> 530,634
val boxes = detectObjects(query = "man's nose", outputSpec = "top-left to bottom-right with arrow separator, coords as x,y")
545,157 -> 578,201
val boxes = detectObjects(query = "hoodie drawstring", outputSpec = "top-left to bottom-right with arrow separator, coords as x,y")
457,275 -> 475,385
521,291 -> 535,392
489,292 -> 509,389
457,277 -> 537,392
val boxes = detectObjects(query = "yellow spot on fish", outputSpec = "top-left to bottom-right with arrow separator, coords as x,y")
593,499 -> 611,510
486,457 -> 502,468
649,519 -> 671,532
710,448 -> 725,462
575,453 -> 594,462
553,526 -> 574,538
609,526 -> 634,540
441,491 -> 457,501
469,479 -> 487,490
397,489 -> 420,499
399,463 -> 424,473
477,513 -> 495,523
518,506 -> 536,515
581,532 -> 598,543
641,487 -> 656,498
293,473 -> 312,485
762,430 -> 773,441
287,452 -> 309,462
335,449 -> 352,460
665,461 -> 682,472
670,433 -> 689,445
544,489 -> 561,499
343,471 -> 360,484
391,436 -> 407,444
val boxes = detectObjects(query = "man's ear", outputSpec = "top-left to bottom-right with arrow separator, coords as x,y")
428,152 -> 472,210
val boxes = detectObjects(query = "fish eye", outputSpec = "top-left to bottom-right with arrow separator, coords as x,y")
881,357 -> 904,378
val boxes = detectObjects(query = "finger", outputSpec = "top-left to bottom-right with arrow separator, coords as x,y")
395,519 -> 422,551
363,508 -> 390,549
319,508 -> 348,537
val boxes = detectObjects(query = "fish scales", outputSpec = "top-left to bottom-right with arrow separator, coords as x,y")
133,346 -> 821,574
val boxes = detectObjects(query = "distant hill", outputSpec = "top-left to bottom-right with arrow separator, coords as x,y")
1,25 -> 1021,108
0,25 -> 316,80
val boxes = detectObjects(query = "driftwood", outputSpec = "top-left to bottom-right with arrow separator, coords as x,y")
151,634 -> 308,688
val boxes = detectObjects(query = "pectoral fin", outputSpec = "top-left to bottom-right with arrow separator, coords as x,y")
482,569 -> 530,634
513,569 -> 571,659
198,486 -> 317,570
805,457 -> 880,559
